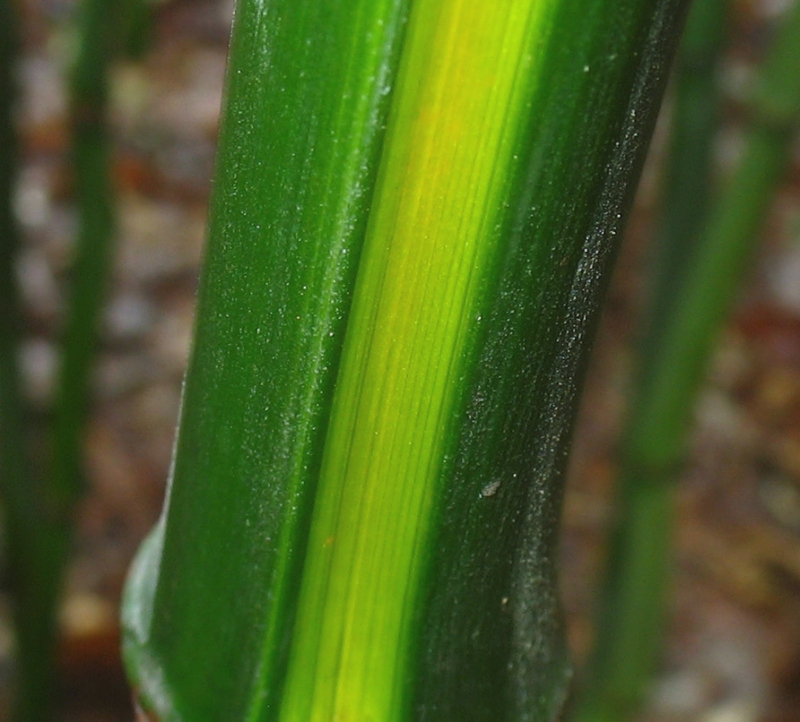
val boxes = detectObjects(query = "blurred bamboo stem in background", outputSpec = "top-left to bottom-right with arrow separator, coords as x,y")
0,0 -> 128,717
574,1 -> 800,720
646,0 -> 728,334
41,0 -> 123,713
0,0 -> 62,719
52,0 -> 118,524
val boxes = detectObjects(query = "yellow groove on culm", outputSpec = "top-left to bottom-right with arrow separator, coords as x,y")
280,1 -> 555,719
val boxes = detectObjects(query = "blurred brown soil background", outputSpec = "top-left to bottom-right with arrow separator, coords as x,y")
4,0 -> 800,719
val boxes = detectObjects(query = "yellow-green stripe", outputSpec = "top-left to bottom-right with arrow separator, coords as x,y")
280,1 -> 555,719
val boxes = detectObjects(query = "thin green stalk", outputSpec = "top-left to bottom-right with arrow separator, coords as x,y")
647,0 -> 729,335
121,0 -> 151,59
640,0 -> 800,444
53,0 -> 118,514
574,2 -> 800,720
0,0 -> 125,718
1,0 -> 146,717
0,2 -> 27,536
122,0 -> 688,719
0,2 -> 71,718
0,1 -> 27,544
0,2 -> 57,720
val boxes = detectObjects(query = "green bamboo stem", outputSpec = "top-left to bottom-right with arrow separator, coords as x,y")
574,2 -> 800,720
53,0 -> 117,510
121,0 -> 151,59
0,2 -> 67,719
122,0 -> 688,719
0,0 -> 27,545
639,0 -> 800,447
646,0 -> 729,336
0,0 -> 124,718
0,2 -> 27,536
